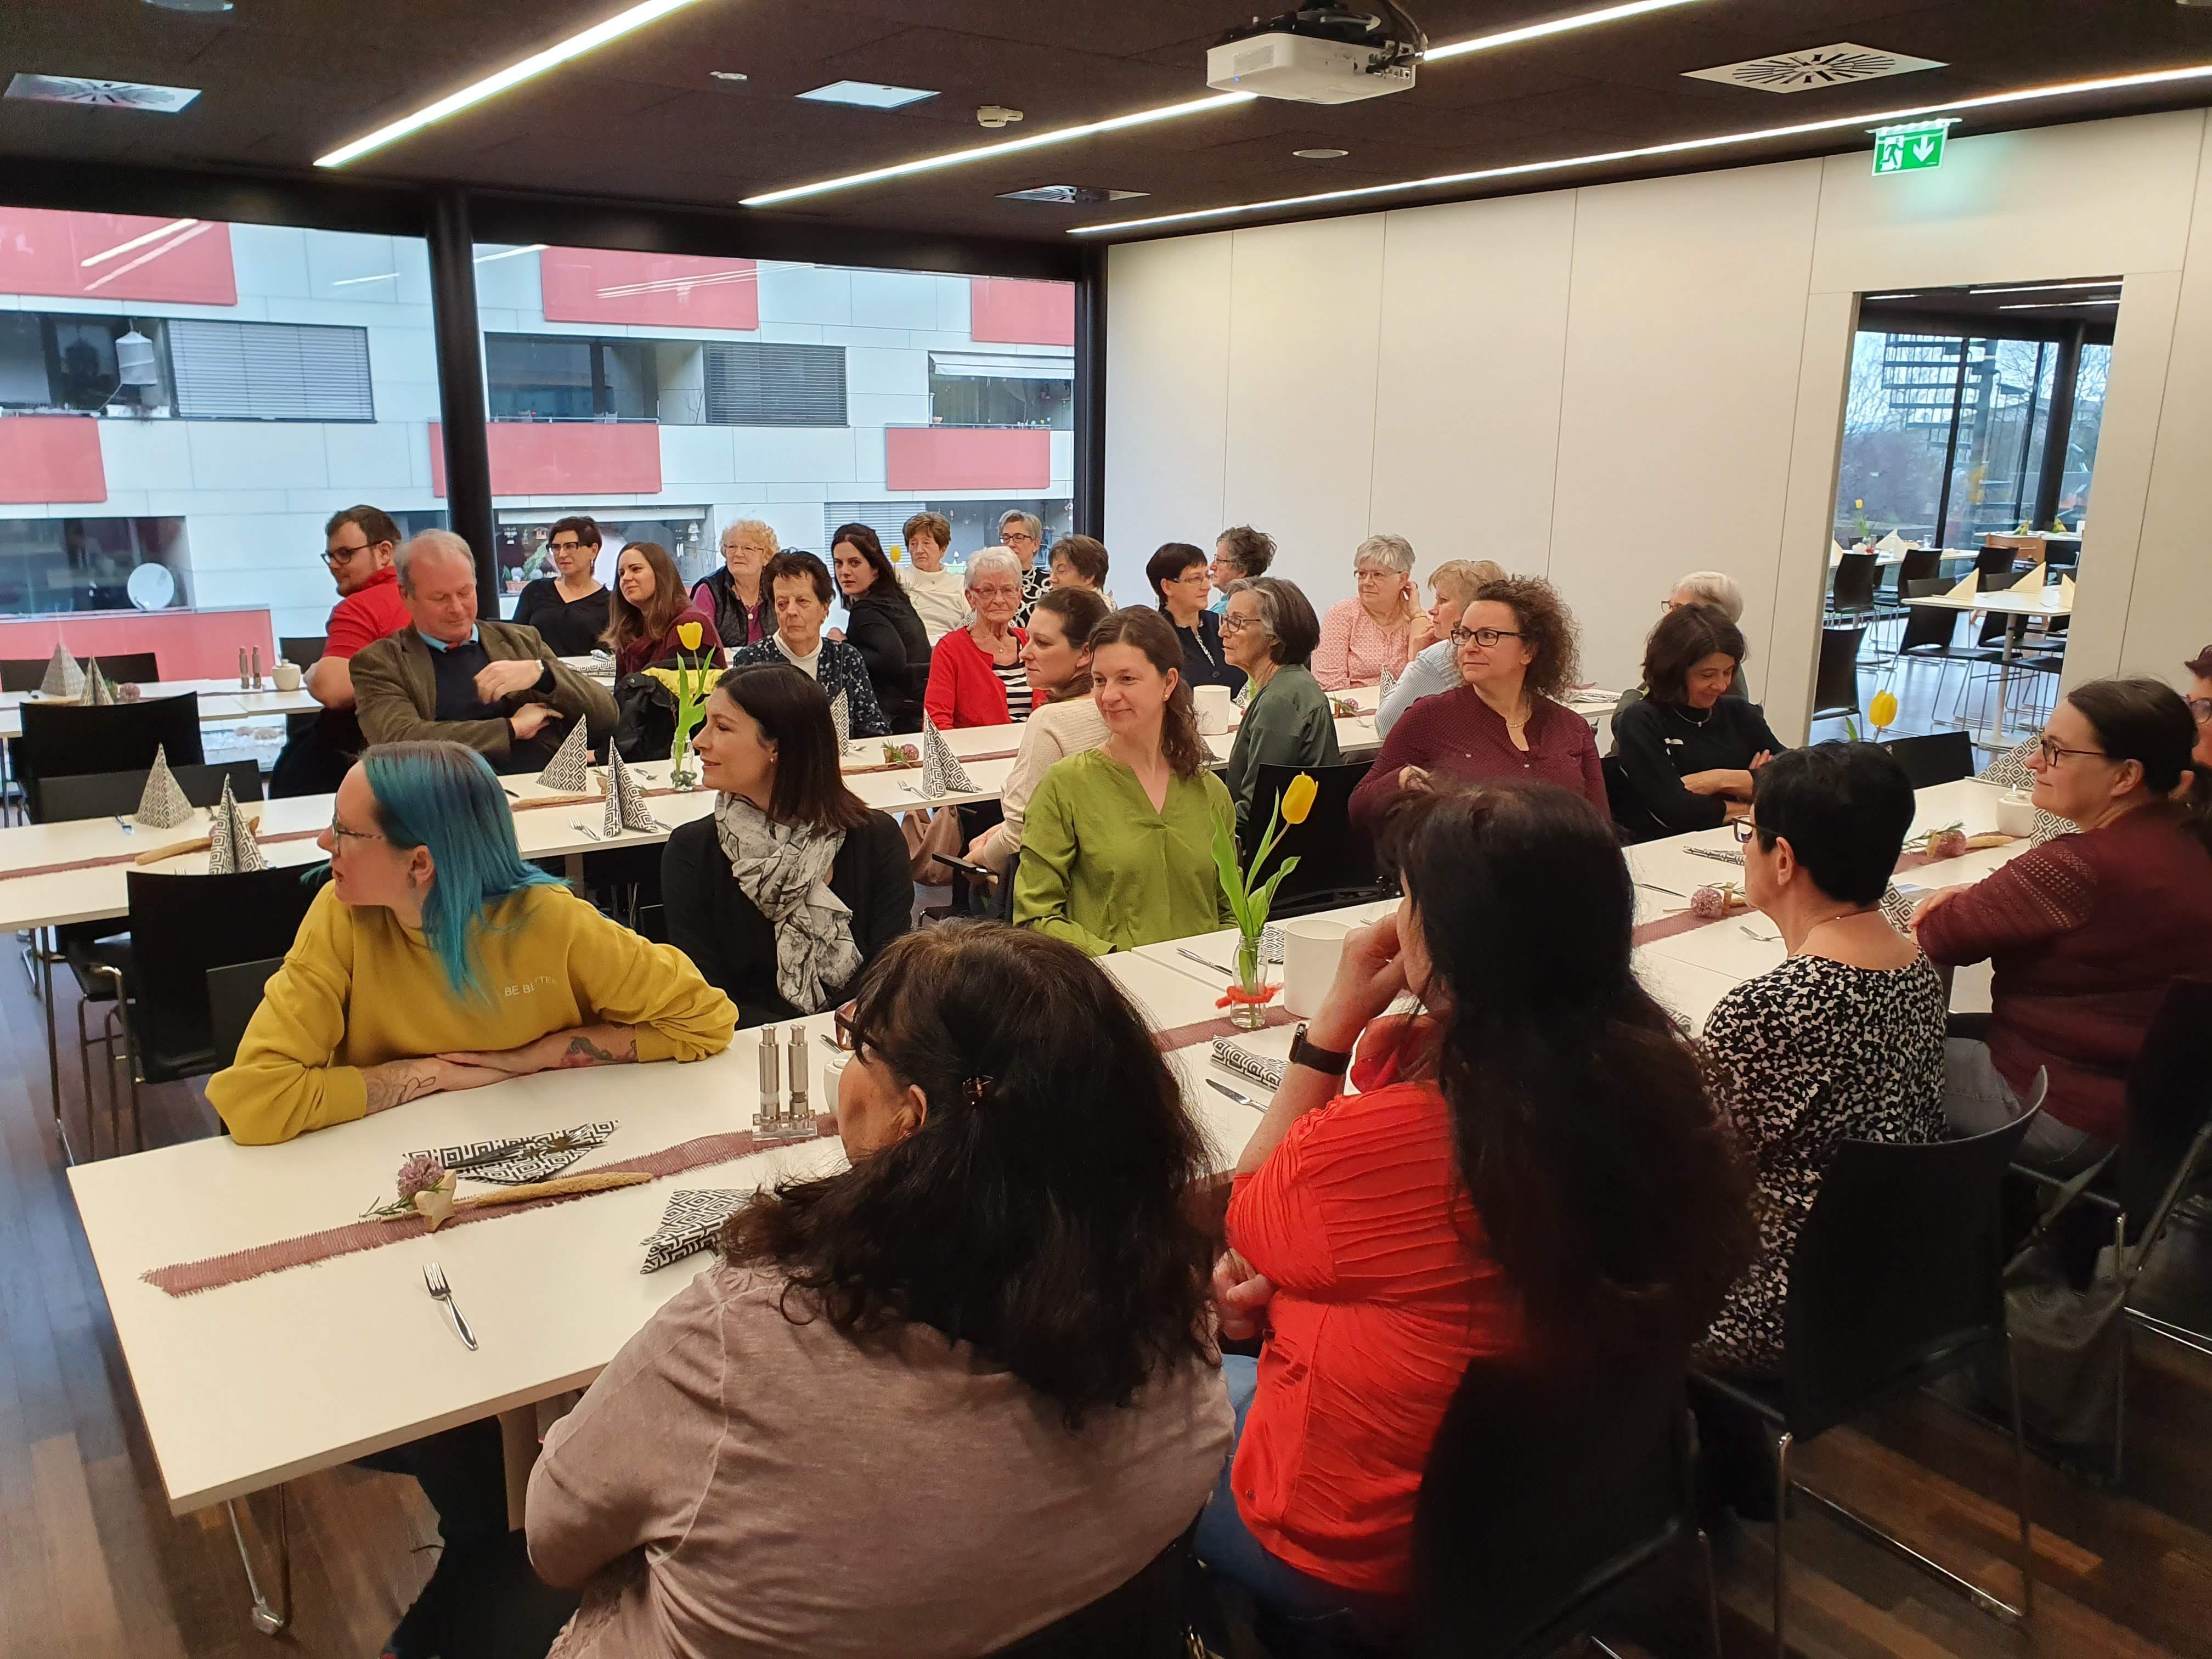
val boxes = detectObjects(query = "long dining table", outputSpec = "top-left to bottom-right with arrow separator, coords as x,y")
60,772 -> 2015,1635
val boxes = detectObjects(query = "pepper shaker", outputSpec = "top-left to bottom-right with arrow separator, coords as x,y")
755,1024 -> 781,1123
250,645 -> 263,689
238,646 -> 250,689
786,1027 -> 809,1122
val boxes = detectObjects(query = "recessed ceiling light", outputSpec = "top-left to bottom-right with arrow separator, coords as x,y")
709,71 -> 748,82
316,0 -> 712,168
1968,279 -> 2121,295
143,0 -> 234,11
1069,62 -> 2212,235
5,74 -> 201,112
1998,299 -> 2121,310
1294,148 -> 1350,159
1427,0 -> 1707,61
997,184 -> 1149,204
795,81 -> 937,110
1863,292 -> 1921,300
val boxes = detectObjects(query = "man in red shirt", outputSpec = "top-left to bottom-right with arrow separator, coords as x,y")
270,505 -> 413,796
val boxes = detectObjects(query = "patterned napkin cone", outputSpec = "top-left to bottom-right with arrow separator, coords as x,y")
537,719 -> 591,792
918,715 -> 977,798
419,1120 -> 618,1187
2030,809 -> 2072,848
206,776 -> 266,874
641,1188 -> 749,1273
829,689 -> 850,749
1977,737 -> 2036,791
609,746 -> 656,832
134,744 -> 196,830
1232,681 -> 1250,712
40,644 -> 84,699
84,663 -> 117,705
1878,884 -> 1917,933
1211,1036 -> 1286,1093
1376,666 -> 1396,704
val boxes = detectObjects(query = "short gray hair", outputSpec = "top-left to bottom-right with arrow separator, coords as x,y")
966,546 -> 1024,589
996,510 -> 1043,543
395,528 -> 475,594
1672,569 -> 1744,623
1353,533 -> 1416,575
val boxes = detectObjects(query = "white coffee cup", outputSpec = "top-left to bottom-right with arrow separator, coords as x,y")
1280,917 -> 1352,1020
1193,682 -> 1233,736
272,661 -> 302,692
1995,789 -> 2035,838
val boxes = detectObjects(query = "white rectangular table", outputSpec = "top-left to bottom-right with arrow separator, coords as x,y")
1903,585 -> 2073,749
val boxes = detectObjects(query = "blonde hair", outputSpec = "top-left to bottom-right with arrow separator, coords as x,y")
721,518 -> 780,556
1429,559 -> 1505,606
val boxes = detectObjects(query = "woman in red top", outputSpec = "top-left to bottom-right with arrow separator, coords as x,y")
603,540 -> 725,679
923,547 -> 1028,728
1916,677 -> 2212,1170
1199,783 -> 1752,1630
1347,576 -> 1605,840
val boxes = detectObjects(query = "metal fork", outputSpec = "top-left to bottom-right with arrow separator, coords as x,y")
113,815 -> 134,836
569,819 -> 603,842
423,1262 -> 477,1351
1739,923 -> 1782,943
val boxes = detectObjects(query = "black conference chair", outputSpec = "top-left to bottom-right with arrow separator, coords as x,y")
1895,546 -> 1943,590
1410,1359 -> 1720,1659
0,651 -> 161,692
1250,761 -> 1392,917
110,867 -> 321,1150
42,760 -> 263,823
1809,627 -> 1867,726
1826,551 -> 1880,626
1691,1087 -> 2045,1658
207,956 -> 286,1071
1976,545 -> 2025,583
1880,730 -> 1974,788
279,635 -> 327,668
985,1523 -> 1205,1658
1602,753 -> 1669,847
17,693 -> 203,823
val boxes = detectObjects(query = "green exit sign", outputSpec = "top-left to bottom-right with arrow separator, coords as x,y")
1872,120 -> 1956,176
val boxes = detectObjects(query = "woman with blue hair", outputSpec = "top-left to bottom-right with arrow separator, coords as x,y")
209,740 -> 736,1146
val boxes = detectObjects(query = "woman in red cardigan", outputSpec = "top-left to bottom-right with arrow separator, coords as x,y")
1200,783 -> 1751,1629
1916,677 -> 2212,1170
923,546 -> 1028,727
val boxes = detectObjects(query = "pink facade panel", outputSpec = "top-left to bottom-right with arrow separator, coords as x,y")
884,426 -> 1051,492
968,278 -> 1075,347
0,607 -> 274,680
430,421 -> 664,498
538,247 -> 759,330
0,208 -> 237,306
0,415 -> 108,505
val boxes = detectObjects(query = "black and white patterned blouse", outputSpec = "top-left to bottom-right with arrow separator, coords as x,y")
725,638 -> 890,738
1697,951 -> 1949,1374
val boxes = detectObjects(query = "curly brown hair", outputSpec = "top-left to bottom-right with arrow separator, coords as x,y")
1470,575 -> 1581,703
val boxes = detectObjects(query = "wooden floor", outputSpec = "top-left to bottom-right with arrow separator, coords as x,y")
5,933 -> 2212,1658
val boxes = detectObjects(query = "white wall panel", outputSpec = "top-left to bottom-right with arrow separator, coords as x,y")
319,420 -> 416,490
183,423 -> 331,492
658,424 -> 739,487
850,270 -> 939,331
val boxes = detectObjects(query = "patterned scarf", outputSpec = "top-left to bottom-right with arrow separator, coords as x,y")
711,794 -> 859,1013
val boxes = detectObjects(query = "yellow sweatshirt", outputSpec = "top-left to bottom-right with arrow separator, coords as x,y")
208,882 -> 737,1146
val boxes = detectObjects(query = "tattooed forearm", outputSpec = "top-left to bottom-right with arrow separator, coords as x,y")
362,1060 -> 441,1115
554,1026 -> 638,1070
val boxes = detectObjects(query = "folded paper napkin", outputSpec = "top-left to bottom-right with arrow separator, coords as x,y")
1260,922 -> 1284,964
416,1120 -> 618,1186
1211,1037 -> 1284,1093
641,1188 -> 748,1273
1684,845 -> 1746,867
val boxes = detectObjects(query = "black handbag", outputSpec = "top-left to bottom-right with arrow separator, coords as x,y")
611,672 -> 675,763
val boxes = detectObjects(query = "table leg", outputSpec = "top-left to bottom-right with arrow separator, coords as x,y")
499,1407 -> 539,1531
1988,622 -> 2021,749
226,1485 -> 292,1636
41,926 -> 71,1166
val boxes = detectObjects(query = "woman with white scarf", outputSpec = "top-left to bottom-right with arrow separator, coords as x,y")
660,664 -> 911,1025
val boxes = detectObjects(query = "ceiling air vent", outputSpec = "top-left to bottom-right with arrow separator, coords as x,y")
4,74 -> 201,112
997,185 -> 1149,205
1683,43 -> 1945,95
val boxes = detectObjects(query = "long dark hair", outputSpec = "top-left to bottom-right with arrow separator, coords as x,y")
719,924 -> 1217,1425
601,540 -> 687,654
712,663 -> 870,834
831,522 -> 905,605
2067,676 -> 2212,853
1391,783 -> 1753,1359
1034,586 -> 1110,701
1086,607 -> 1207,778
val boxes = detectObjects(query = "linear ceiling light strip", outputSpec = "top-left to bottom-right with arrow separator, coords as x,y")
1424,0 -> 1705,61
1068,63 -> 2212,235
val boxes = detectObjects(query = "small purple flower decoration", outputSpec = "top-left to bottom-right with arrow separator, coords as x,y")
396,1154 -> 448,1204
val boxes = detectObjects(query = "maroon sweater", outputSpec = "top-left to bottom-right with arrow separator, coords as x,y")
1348,686 -> 1605,838
1917,805 -> 2212,1142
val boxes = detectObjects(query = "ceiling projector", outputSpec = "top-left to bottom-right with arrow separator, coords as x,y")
1206,3 -> 1426,104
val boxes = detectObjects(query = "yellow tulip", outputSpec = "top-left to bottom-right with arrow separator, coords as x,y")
1282,772 -> 1318,826
676,620 -> 703,652
1869,689 -> 1899,732
1854,498 -> 1864,510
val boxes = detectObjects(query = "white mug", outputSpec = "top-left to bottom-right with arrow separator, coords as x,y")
1995,789 -> 2035,838
1280,917 -> 1351,1020
1193,682 -> 1234,736
272,661 -> 303,692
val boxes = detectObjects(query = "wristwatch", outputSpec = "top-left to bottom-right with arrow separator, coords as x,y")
1286,1023 -> 1353,1079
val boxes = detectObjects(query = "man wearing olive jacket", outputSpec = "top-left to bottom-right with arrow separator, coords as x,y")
352,529 -> 616,774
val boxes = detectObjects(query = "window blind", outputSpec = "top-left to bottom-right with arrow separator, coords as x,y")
703,342 -> 845,427
168,319 -> 374,421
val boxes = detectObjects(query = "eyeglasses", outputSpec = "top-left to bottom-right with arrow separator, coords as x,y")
2035,736 -> 2108,768
327,814 -> 385,845
830,1000 -> 857,1052
1219,613 -> 1265,634
548,539 -> 589,555
2190,696 -> 2212,725
321,541 -> 371,568
1002,532 -> 1039,547
1730,819 -> 1758,845
1449,626 -> 1523,648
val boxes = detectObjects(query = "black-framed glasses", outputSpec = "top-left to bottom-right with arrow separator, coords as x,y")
547,538 -> 591,556
1449,626 -> 1523,648
2189,696 -> 2212,725
1730,819 -> 1757,844
2035,736 -> 2108,768
831,1000 -> 857,1052
327,814 -> 385,845
320,541 -> 371,568
1218,613 -> 1265,634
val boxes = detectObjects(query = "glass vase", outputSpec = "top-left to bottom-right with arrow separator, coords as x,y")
1232,932 -> 1269,1031
668,726 -> 698,791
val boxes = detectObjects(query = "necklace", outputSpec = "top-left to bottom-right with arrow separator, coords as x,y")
1668,702 -> 1714,728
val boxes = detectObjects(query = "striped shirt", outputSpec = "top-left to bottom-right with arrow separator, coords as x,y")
993,659 -> 1034,723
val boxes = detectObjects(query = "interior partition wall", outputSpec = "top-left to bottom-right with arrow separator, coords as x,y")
0,162 -> 1093,642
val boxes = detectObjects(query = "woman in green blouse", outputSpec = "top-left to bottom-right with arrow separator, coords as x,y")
1015,607 -> 1234,956
1219,576 -> 1341,842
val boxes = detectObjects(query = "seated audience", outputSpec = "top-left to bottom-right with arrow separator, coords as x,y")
272,503 -> 410,797
605,541 -> 723,679
1001,509 -> 1051,628
1209,523 -> 1276,615
1610,603 -> 1783,836
1697,744 -> 1946,1375
1046,533 -> 1110,595
1348,576 -> 1606,837
1203,783 -> 1751,1624
1220,576 -> 1340,839
897,511 -> 968,641
691,520 -> 777,651
1149,541 -> 1244,695
512,516 -> 613,658
208,741 -> 735,1147
660,665 -> 910,1026
727,551 -> 890,737
352,531 -> 616,775
527,925 -> 1232,1658
830,522 -> 930,731
1615,569 -> 1751,716
923,546 -> 1030,728
969,586 -> 1112,875
1314,533 -> 1420,690
1015,608 -> 1234,955
1375,558 -> 1505,737
1917,678 -> 2212,1171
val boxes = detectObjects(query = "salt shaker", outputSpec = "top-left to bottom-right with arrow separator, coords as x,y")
755,1024 -> 781,1122
786,1027 -> 809,1121
250,645 -> 263,689
237,646 -> 250,689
